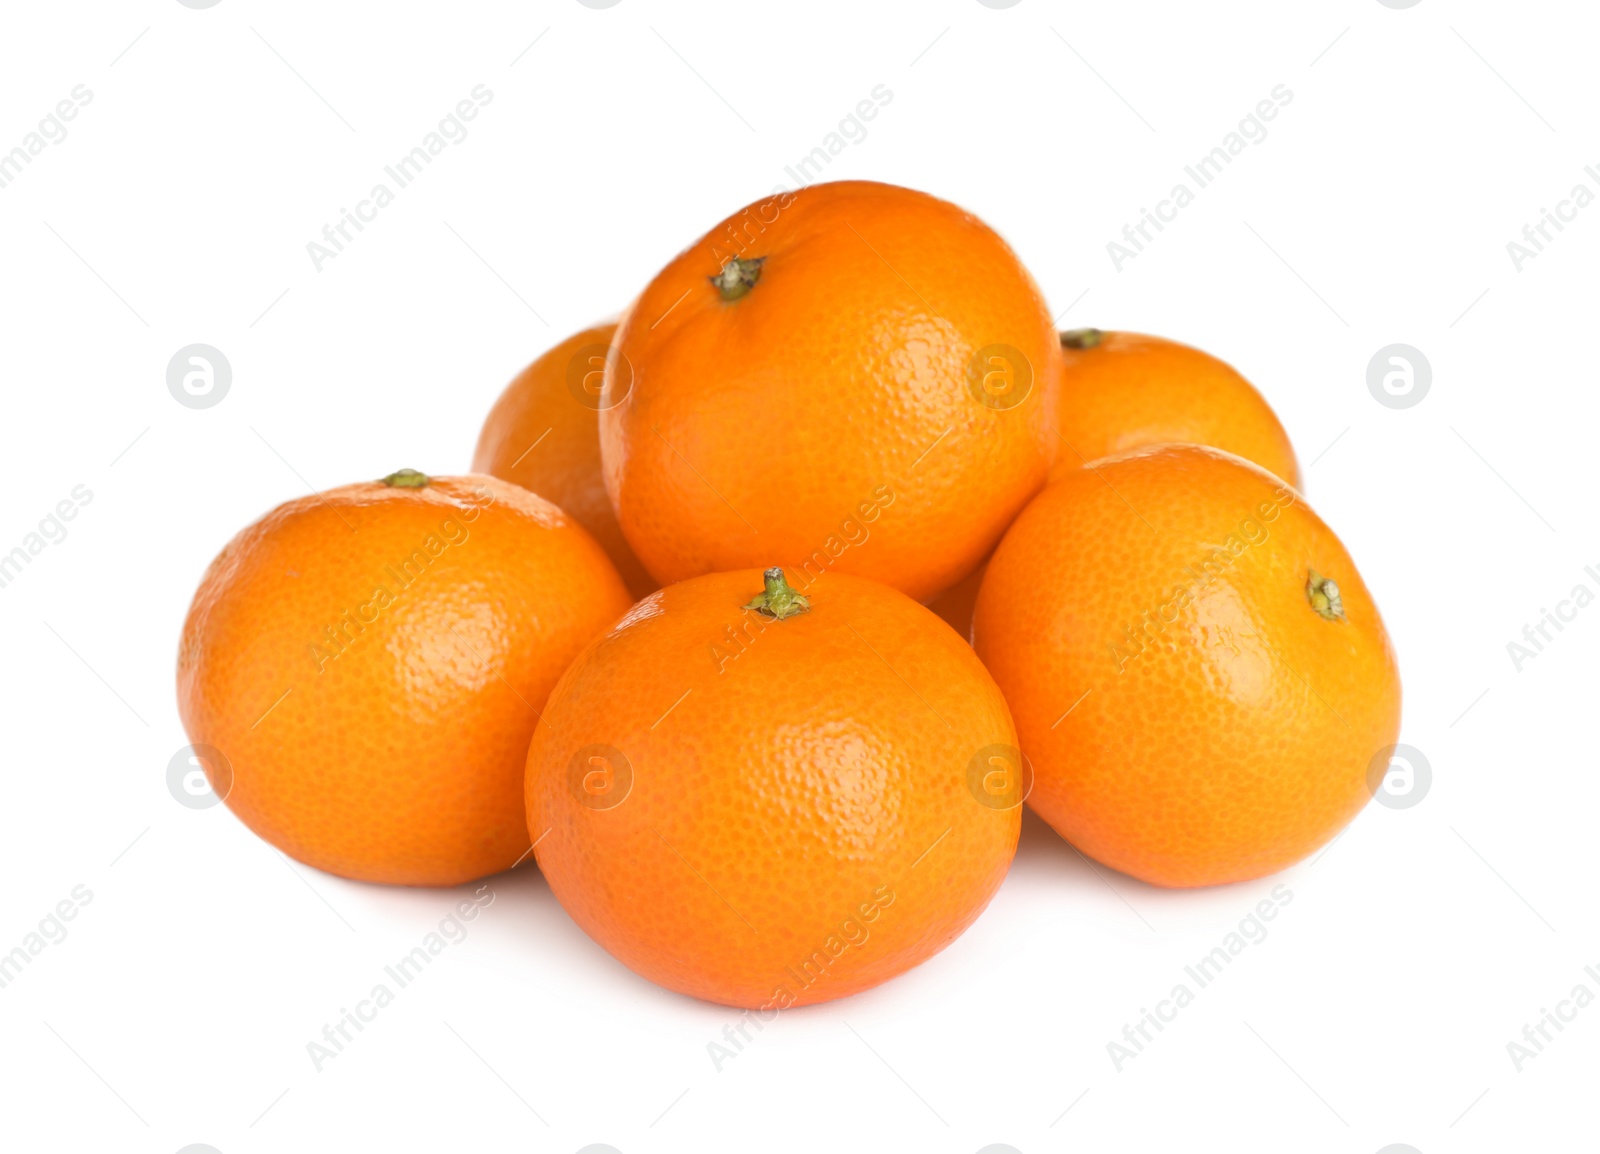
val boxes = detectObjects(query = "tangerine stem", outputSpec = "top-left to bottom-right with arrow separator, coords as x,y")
744,567 -> 809,620
711,257 -> 765,301
1306,571 -> 1345,621
381,468 -> 430,488
1060,328 -> 1104,350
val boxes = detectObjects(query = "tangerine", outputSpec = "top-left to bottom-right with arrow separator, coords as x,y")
176,470 -> 632,886
1050,329 -> 1300,487
527,567 -> 1022,1007
973,445 -> 1399,887
601,180 -> 1058,603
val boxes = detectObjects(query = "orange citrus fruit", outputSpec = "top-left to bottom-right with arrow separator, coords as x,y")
176,470 -> 632,886
601,180 -> 1059,603
473,322 -> 655,599
933,328 -> 1300,642
527,567 -> 1023,1007
1050,329 -> 1301,487
973,445 -> 1400,887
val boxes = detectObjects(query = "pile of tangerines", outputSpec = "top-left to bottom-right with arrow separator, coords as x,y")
178,181 -> 1400,1009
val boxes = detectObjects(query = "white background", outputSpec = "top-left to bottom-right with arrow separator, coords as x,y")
1,1 -> 1595,1151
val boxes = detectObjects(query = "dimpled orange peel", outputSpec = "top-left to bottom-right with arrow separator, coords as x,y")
177,470 -> 632,886
1050,329 -> 1301,487
527,567 -> 1024,1007
974,445 -> 1400,887
600,180 -> 1060,603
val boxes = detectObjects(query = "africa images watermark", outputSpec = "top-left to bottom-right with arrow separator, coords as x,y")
1504,562 -> 1600,672
699,747 -> 1028,1073
305,84 -> 493,272
698,84 -> 894,269
1107,884 -> 1294,1072
1505,961 -> 1600,1073
708,484 -> 897,676
1107,84 -> 1293,271
705,883 -> 897,1072
306,883 -> 496,1072
308,483 -> 495,674
0,85 -> 92,192
775,84 -> 894,193
1109,480 -> 1300,673
0,484 -> 94,593
1505,160 -> 1600,272
0,884 -> 94,992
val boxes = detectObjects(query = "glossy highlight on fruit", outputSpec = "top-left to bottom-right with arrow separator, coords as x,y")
528,568 -> 1022,1007
177,471 -> 632,886
974,445 -> 1399,887
601,179 -> 1059,603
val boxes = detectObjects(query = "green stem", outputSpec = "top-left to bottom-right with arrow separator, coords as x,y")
380,468 -> 430,488
1060,327 -> 1104,350
744,567 -> 810,620
711,257 -> 766,301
